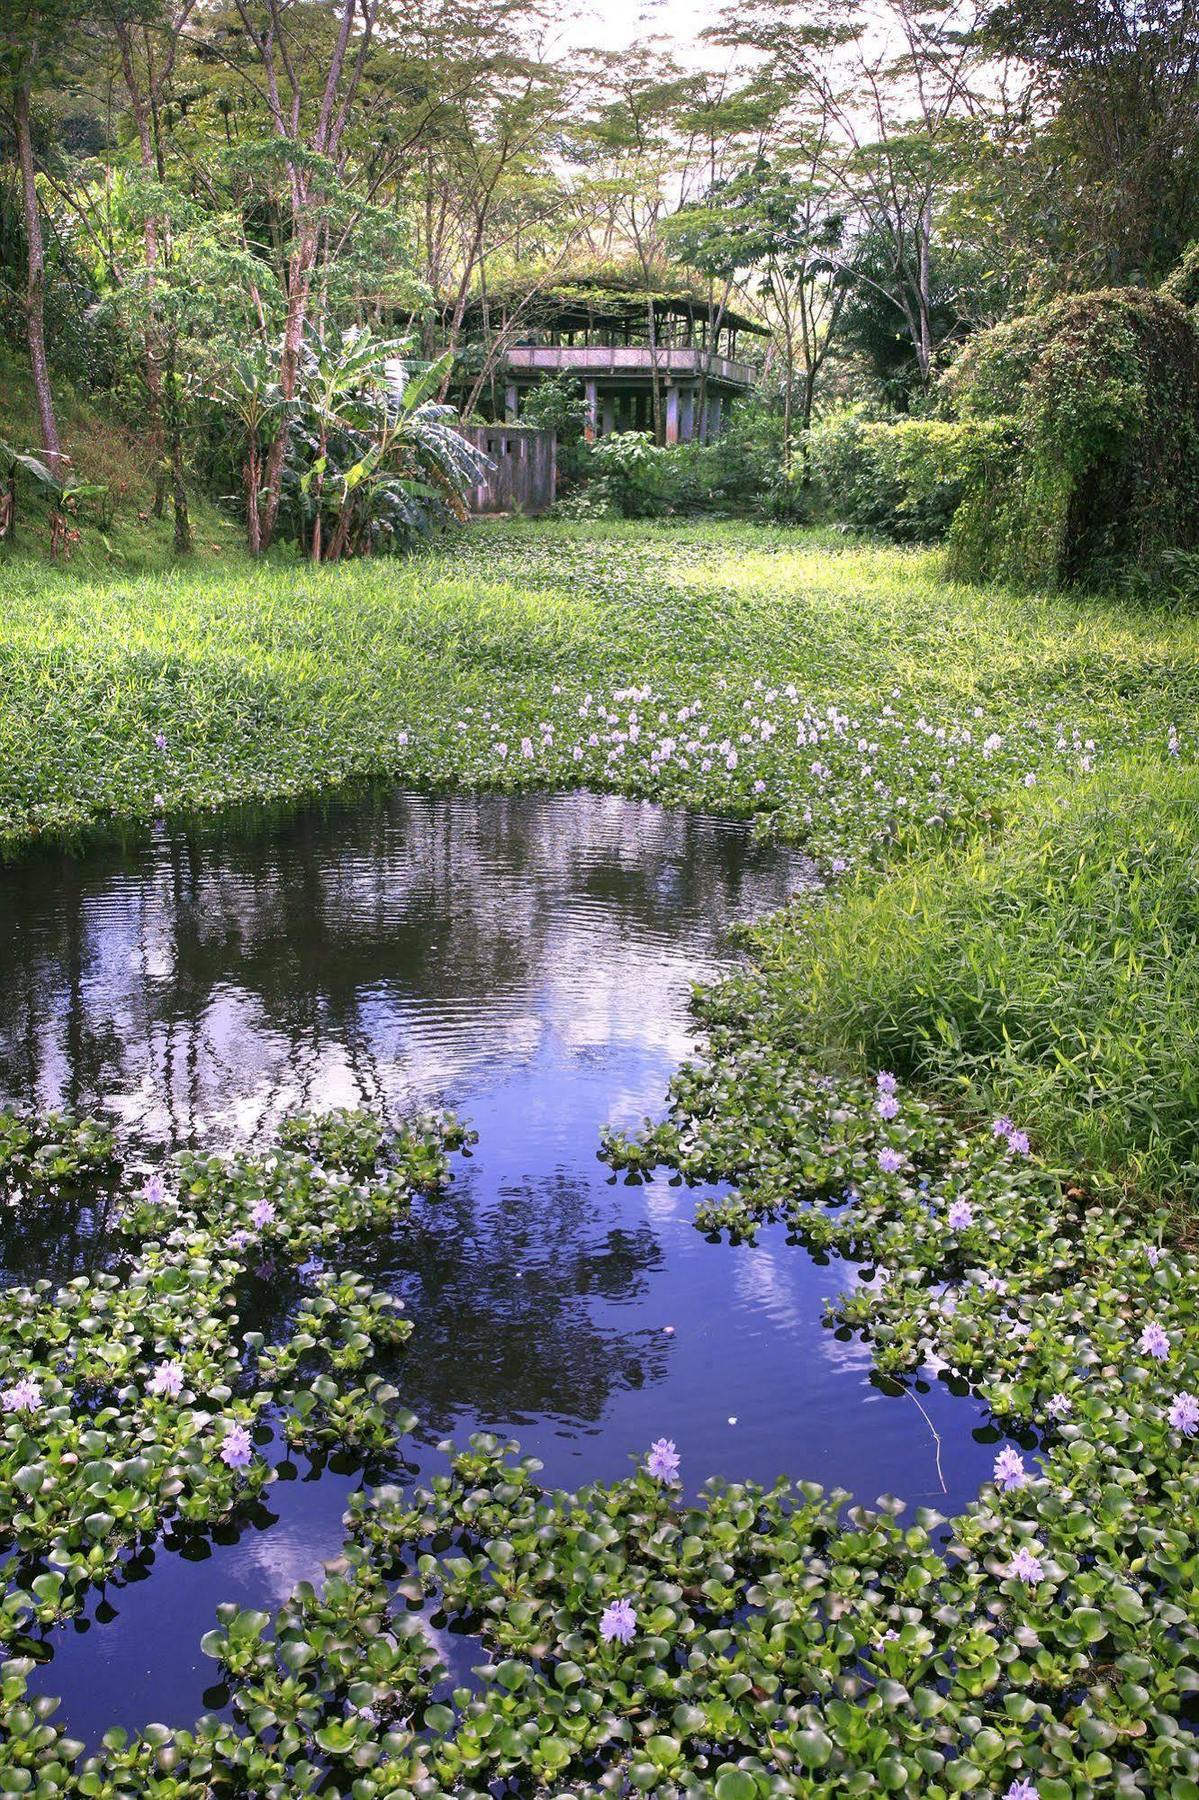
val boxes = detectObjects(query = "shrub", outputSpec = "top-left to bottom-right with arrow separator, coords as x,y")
805,412 -> 972,542
946,289 -> 1199,587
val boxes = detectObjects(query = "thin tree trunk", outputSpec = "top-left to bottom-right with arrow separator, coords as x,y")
14,82 -> 62,470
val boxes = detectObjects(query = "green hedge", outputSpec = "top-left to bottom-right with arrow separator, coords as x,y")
805,414 -> 972,543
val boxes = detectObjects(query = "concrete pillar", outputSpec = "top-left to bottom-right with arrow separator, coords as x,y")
680,388 -> 696,442
665,386 -> 681,445
601,393 -> 616,436
504,383 -> 518,422
584,379 -> 598,441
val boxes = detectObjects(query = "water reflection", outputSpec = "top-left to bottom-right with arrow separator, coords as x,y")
1,788 -> 1000,1741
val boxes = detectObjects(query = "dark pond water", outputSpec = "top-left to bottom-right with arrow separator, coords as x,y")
0,789 -> 1001,1741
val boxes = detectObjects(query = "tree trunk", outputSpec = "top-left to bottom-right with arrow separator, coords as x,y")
258,217 -> 318,550
14,82 -> 62,471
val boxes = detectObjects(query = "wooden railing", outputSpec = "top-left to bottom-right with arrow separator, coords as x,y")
503,345 -> 756,386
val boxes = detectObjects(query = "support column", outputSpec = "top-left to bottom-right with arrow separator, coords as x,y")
504,382 -> 518,423
584,379 -> 598,441
665,386 -> 681,445
680,387 -> 696,442
707,392 -> 724,439
600,393 -> 615,436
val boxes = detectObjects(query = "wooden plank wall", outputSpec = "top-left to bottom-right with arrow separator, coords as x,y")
458,425 -> 557,515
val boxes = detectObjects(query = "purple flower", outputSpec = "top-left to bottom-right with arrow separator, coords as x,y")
876,1071 -> 898,1094
646,1437 -> 680,1483
599,1597 -> 637,1644
1006,1129 -> 1030,1156
1006,1782 -> 1039,1800
150,1362 -> 184,1398
1146,1245 -> 1161,1268
218,1422 -> 253,1469
228,1229 -> 252,1251
1045,1393 -> 1072,1421
1,1376 -> 42,1413
877,1148 -> 904,1175
993,1446 -> 1027,1492
991,1116 -> 1014,1138
143,1172 -> 166,1206
250,1198 -> 276,1230
876,1094 -> 900,1121
947,1199 -> 975,1232
520,737 -> 534,760
1008,1546 -> 1043,1584
154,732 -> 167,751
1168,1392 -> 1199,1437
1140,1321 -> 1171,1361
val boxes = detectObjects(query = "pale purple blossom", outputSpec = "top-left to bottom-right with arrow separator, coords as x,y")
1045,1393 -> 1072,1421
250,1198 -> 277,1230
1,1376 -> 42,1413
1008,1545 -> 1044,1583
143,1173 -> 165,1206
947,1199 -> 975,1232
150,1362 -> 184,1398
1006,1129 -> 1030,1156
1168,1392 -> 1199,1437
993,1446 -> 1027,1492
876,1071 -> 897,1094
218,1422 -> 253,1469
154,732 -> 167,751
1006,1781 -> 1038,1800
1146,1245 -> 1161,1268
1140,1321 -> 1171,1361
599,1597 -> 637,1644
646,1437 -> 680,1484
991,1116 -> 1014,1138
876,1093 -> 900,1121
877,1147 -> 904,1175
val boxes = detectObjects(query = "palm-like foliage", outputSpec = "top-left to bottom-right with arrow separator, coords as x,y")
277,329 -> 486,561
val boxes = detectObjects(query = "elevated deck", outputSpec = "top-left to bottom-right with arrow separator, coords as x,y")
504,344 -> 757,389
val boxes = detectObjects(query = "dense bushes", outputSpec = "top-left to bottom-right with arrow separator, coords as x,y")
946,289 -> 1199,588
804,413 -> 971,542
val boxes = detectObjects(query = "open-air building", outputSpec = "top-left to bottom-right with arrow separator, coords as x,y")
448,280 -> 768,444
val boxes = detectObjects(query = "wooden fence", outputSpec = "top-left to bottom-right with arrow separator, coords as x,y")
458,424 -> 557,516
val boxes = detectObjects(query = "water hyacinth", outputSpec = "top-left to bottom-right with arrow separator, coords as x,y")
1,1375 -> 42,1413
1006,1781 -> 1038,1800
947,1198 -> 975,1231
993,1445 -> 1027,1491
149,1361 -> 185,1398
1168,1391 -> 1199,1436
1008,1545 -> 1044,1583
1140,1321 -> 1171,1361
217,1422 -> 254,1469
645,1436 -> 680,1483
598,1596 -> 637,1644
877,1147 -> 904,1174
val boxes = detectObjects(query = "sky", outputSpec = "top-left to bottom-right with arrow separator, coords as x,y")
560,0 -> 730,62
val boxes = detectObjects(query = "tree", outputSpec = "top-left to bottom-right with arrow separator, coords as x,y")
0,0 -> 90,469
984,0 -> 1199,286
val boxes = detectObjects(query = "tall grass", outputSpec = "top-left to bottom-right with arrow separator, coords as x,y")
757,761 -> 1199,1208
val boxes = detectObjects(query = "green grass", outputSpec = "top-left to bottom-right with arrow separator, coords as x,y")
3,513 -> 1198,1208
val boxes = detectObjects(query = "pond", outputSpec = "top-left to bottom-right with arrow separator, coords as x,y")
0,788 -> 998,1743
